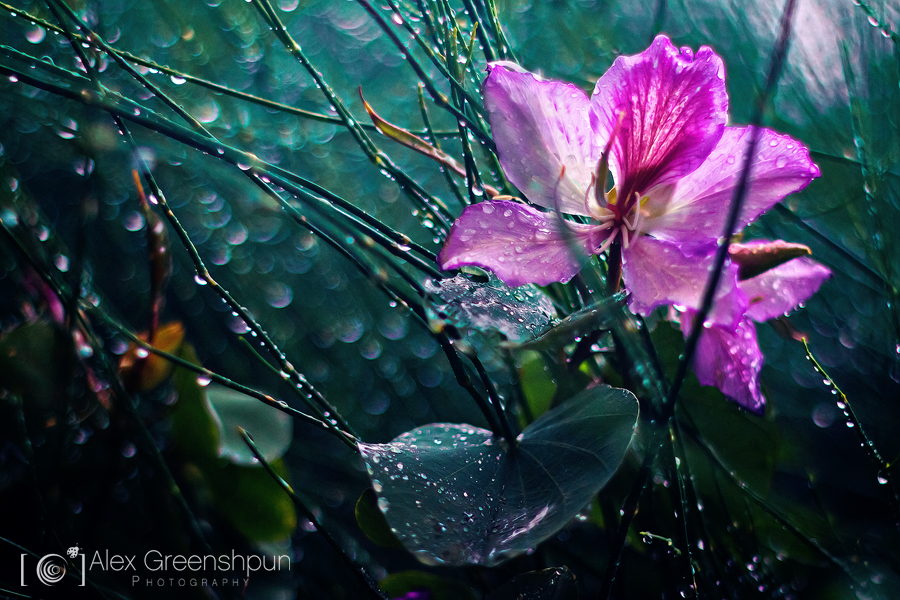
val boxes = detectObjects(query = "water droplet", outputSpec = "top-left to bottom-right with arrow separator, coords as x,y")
25,25 -> 46,43
55,254 -> 70,272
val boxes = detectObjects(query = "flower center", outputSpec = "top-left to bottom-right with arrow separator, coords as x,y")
584,172 -> 645,254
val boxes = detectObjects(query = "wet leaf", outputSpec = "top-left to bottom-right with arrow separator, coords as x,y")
505,294 -> 626,351
171,355 -> 295,541
359,385 -> 639,566
426,273 -> 557,342
486,567 -> 578,600
379,570 -> 477,600
206,384 -> 293,465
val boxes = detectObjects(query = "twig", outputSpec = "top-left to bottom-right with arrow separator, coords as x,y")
238,429 -> 389,600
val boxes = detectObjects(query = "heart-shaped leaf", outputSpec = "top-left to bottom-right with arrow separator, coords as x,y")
359,385 -> 639,566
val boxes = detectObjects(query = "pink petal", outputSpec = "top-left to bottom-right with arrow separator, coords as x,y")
645,127 -> 821,245
740,253 -> 831,322
589,35 -> 727,204
438,200 -> 603,287
484,65 -> 597,216
622,237 -> 747,330
681,313 -> 766,414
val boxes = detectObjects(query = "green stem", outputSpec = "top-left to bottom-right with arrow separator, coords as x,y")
248,0 -> 458,228
0,1 -> 461,136
94,311 -> 357,448
802,338 -> 900,528
238,430 -> 388,600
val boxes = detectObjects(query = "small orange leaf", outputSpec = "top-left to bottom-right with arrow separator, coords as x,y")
359,88 -> 500,197
133,170 -> 172,339
119,321 -> 185,392
729,240 -> 812,281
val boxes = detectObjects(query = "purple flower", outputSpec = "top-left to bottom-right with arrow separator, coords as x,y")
438,35 -> 831,410
676,240 -> 831,413
439,35 -> 820,328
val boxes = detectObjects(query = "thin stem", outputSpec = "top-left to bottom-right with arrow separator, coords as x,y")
603,4 -> 799,596
239,430 -> 388,600
92,309 -> 357,448
0,106 -> 210,560
54,0 -> 214,137
437,336 -> 504,437
0,1 -> 460,136
598,426 -> 663,600
482,0 -> 516,61
380,0 -> 488,117
681,417 -> 863,581
79,314 -> 213,554
802,338 -> 900,529
664,0 -> 798,417
353,0 -> 494,148
839,41 -> 900,362
0,56 -> 441,266
459,0 -> 496,62
668,423 -> 698,598
418,84 -> 467,206
114,120 -> 358,440
248,0 -> 459,227
470,351 -> 518,445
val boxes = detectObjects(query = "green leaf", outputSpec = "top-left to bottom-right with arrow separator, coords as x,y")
171,343 -> 221,460
206,384 -> 293,465
359,385 -> 639,566
517,351 -> 556,420
355,487 -> 404,549
204,458 -> 298,543
426,273 -> 557,342
486,567 -> 578,600
379,570 -> 477,600
0,320 -> 73,408
505,294 -> 626,351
